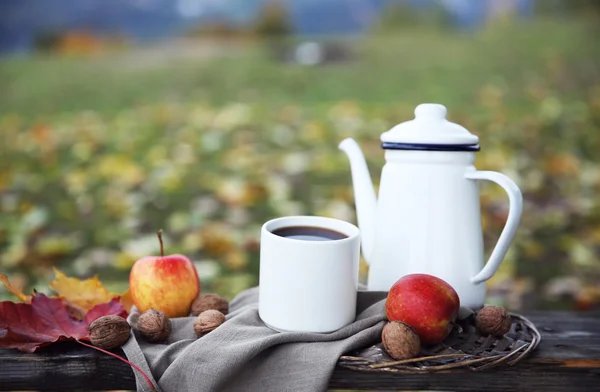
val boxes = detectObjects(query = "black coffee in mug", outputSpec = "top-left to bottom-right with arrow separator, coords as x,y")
271,226 -> 347,241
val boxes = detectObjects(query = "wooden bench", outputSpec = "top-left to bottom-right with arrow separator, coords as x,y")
1,311 -> 599,391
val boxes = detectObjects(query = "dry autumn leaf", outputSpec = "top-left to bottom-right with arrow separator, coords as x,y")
1,269 -> 132,313
0,273 -> 31,303
49,268 -> 120,312
0,293 -> 126,353
120,289 -> 134,314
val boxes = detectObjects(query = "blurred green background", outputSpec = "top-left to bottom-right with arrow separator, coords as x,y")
1,0 -> 599,311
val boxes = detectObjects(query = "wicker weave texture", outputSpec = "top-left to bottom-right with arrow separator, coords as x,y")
338,313 -> 541,373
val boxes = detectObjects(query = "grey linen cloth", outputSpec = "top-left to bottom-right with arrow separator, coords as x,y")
122,287 -> 388,392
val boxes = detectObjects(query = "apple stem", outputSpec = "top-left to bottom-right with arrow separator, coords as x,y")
157,229 -> 164,258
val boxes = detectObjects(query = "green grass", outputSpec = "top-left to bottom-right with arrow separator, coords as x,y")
1,17 -> 599,309
2,19 -> 597,117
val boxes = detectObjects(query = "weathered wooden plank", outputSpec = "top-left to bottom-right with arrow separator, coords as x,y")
329,364 -> 600,391
0,311 -> 599,391
0,342 -> 136,391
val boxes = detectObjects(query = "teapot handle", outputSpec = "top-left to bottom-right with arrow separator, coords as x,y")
465,170 -> 523,284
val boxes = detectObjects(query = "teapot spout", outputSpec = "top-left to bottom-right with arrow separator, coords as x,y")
338,138 -> 377,264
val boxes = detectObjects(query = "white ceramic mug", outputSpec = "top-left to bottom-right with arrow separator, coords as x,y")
258,215 -> 361,333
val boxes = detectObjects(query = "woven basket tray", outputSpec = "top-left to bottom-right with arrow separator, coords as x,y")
338,312 -> 541,373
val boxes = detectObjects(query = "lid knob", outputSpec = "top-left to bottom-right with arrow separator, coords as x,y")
414,103 -> 447,120
380,102 -> 479,148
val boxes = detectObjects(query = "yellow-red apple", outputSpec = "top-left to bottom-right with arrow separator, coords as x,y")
385,273 -> 460,345
130,230 -> 200,318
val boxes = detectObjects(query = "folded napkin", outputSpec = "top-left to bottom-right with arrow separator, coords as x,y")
122,287 -> 388,392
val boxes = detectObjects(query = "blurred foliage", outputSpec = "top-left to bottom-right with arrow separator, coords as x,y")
372,1 -> 451,33
33,29 -> 63,53
186,1 -> 292,41
536,0 -> 600,20
0,17 -> 599,310
33,29 -> 129,57
253,0 -> 293,38
187,21 -> 251,41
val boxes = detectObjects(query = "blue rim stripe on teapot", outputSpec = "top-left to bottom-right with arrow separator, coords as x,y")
381,142 -> 481,152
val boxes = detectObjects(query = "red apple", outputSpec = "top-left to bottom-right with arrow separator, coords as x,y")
130,230 -> 200,318
385,273 -> 460,345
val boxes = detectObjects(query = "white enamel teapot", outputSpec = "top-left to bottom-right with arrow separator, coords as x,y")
339,103 -> 523,308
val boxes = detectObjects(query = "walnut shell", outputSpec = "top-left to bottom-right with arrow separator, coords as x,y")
137,309 -> 172,342
193,309 -> 226,337
476,305 -> 512,336
89,315 -> 131,350
382,321 -> 421,360
190,293 -> 229,316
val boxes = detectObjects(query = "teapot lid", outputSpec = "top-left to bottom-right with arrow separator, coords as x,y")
380,103 -> 480,151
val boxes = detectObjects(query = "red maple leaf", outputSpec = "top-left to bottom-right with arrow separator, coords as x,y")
0,293 -> 127,353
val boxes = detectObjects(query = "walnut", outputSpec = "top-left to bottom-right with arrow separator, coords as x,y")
190,293 -> 229,316
382,321 -> 421,360
137,309 -> 172,342
89,315 -> 131,349
476,305 -> 512,336
193,309 -> 225,337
